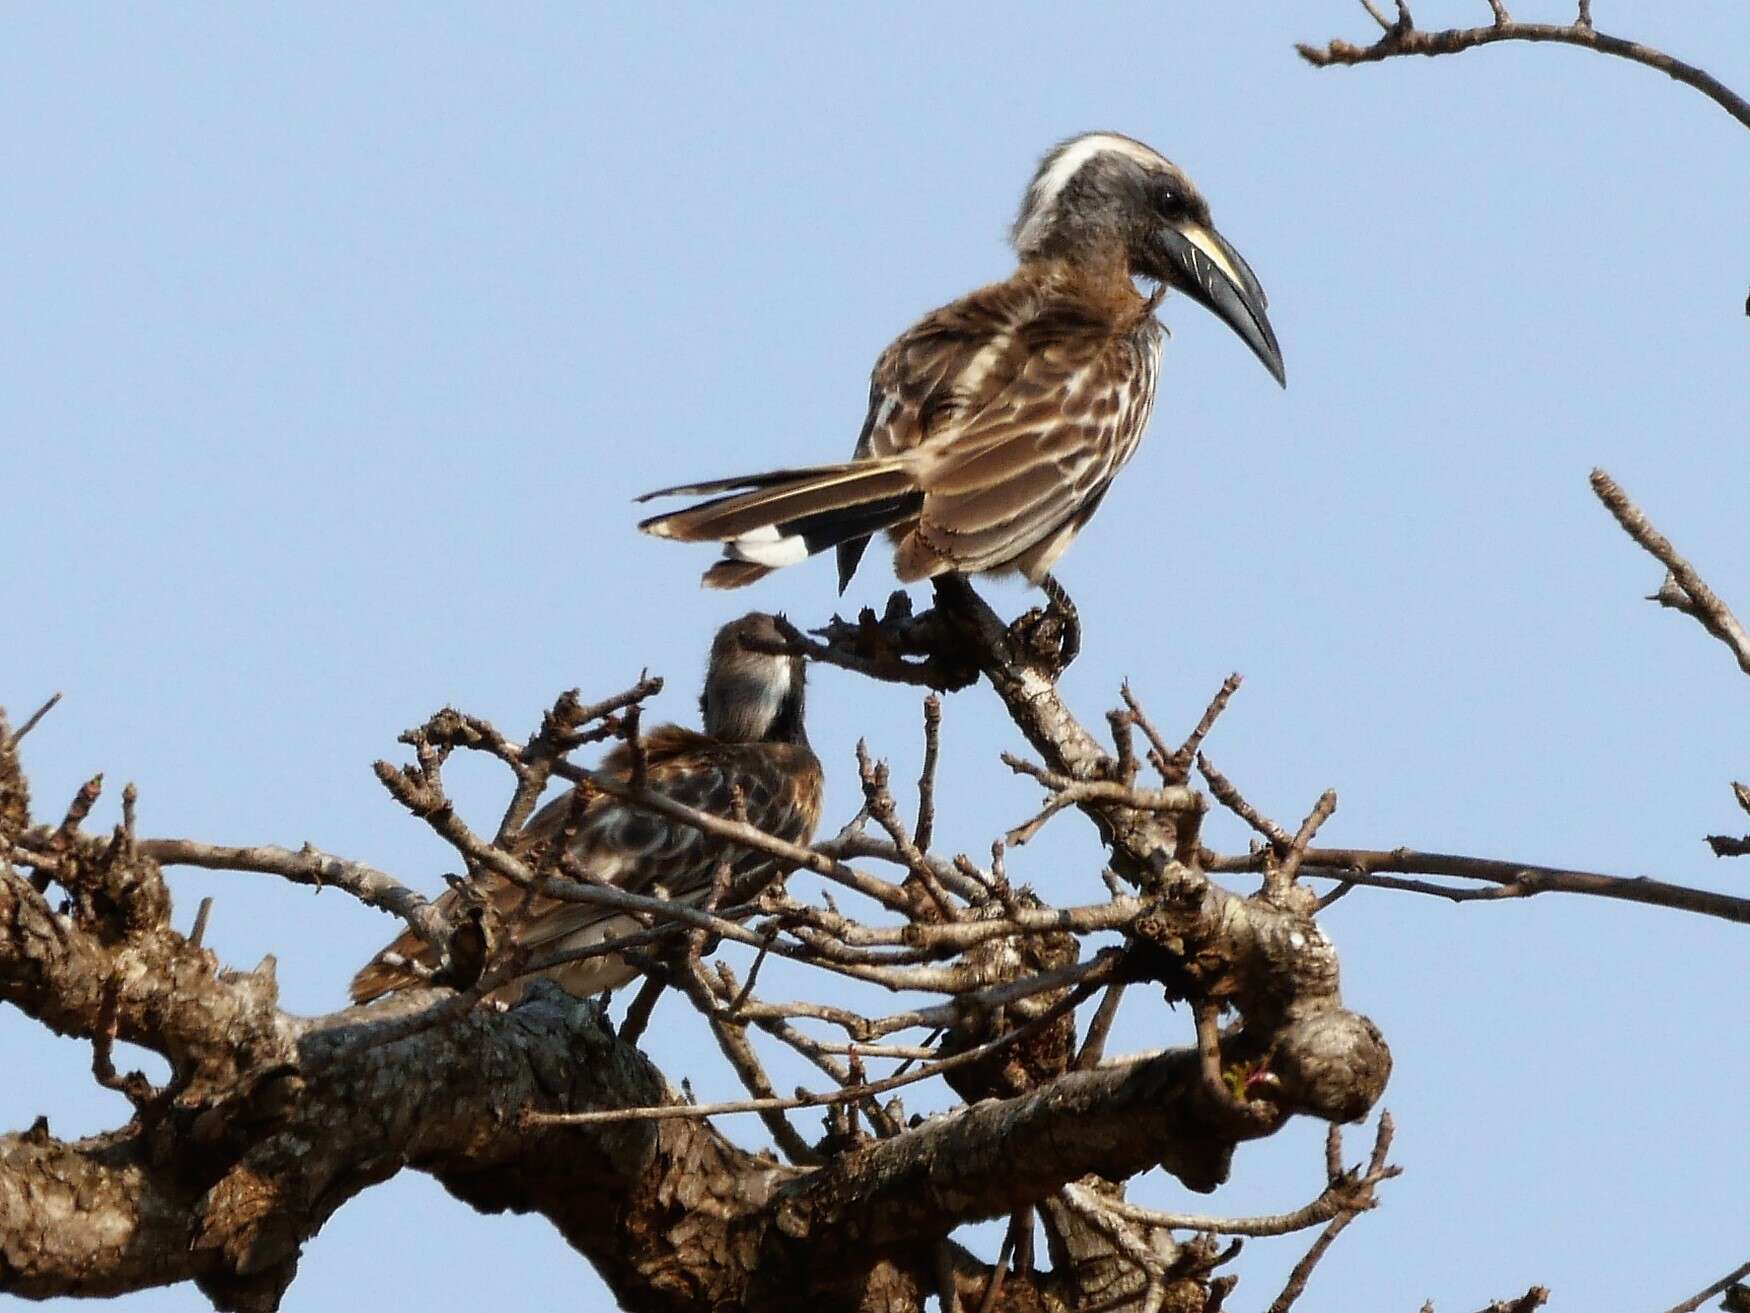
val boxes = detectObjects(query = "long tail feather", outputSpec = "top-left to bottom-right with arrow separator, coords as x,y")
639,459 -> 915,542
703,559 -> 777,590
635,463 -> 872,504
639,458 -> 925,589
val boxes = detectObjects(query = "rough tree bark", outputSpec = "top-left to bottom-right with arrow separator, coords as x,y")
1,579 -> 1400,1312
7,11 -> 1749,1308
6,478 -> 1748,1311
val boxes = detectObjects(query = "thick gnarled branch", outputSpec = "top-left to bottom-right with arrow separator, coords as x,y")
0,598 -> 1395,1313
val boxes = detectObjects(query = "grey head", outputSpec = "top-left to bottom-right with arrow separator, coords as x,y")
1012,131 -> 1285,386
699,612 -> 808,745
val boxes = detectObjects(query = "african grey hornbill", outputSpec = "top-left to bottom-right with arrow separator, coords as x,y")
350,612 -> 822,1003
635,131 -> 1285,659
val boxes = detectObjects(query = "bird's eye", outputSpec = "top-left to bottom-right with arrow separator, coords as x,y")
1151,180 -> 1187,218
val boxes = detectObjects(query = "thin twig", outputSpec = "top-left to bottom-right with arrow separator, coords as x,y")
1073,983 -> 1126,1071
1265,1210 -> 1360,1313
817,830 -> 988,905
494,675 -> 663,843
55,775 -> 104,846
705,971 -> 902,1137
1272,789 -> 1339,894
1661,1259 -> 1750,1313
527,968 -> 1107,1126
1197,755 -> 1292,848
1119,681 -> 1175,780
1263,1113 -> 1398,1313
975,1220 -> 1019,1313
617,972 -> 668,1046
726,932 -> 773,1015
674,955 -> 821,1165
1590,469 -> 1750,677
1003,753 -> 1202,846
1208,846 -> 1750,926
135,838 -> 451,956
1164,674 -> 1242,786
8,692 -> 63,747
188,897 -> 214,949
858,741 -> 959,919
916,694 -> 942,853
1106,1113 -> 1399,1238
1463,1289 -> 1551,1313
1297,5 -> 1750,133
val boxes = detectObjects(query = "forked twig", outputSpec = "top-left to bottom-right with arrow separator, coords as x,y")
1298,2 -> 1750,132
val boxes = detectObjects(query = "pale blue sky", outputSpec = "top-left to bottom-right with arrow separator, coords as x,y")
5,5 -> 1748,1310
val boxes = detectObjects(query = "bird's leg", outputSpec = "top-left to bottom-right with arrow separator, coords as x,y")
1038,574 -> 1080,668
1007,574 -> 1081,674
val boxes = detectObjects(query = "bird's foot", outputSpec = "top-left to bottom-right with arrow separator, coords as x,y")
1040,575 -> 1081,669
1008,575 -> 1081,674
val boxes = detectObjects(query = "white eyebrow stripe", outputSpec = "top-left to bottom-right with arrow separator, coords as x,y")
1015,133 -> 1168,253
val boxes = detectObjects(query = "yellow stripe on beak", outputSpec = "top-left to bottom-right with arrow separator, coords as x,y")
1178,222 -> 1244,290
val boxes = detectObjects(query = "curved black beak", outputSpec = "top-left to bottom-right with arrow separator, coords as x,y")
1151,219 -> 1285,387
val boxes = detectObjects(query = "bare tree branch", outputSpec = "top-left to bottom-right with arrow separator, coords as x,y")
1198,754 -> 1294,850
41,561 -> 1750,1308
1298,3 -> 1750,133
527,964 -> 1111,1128
1162,673 -> 1242,787
1440,1287 -> 1550,1313
1590,468 -> 1750,677
1105,1115 -> 1400,1243
1272,790 -> 1338,896
1662,1259 -> 1750,1313
1210,846 -> 1750,926
1264,1115 -> 1400,1313
915,694 -> 943,853
138,838 -> 451,956
5,692 -> 62,748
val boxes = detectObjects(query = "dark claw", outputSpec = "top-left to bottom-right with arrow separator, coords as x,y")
1039,574 -> 1081,670
1007,576 -> 1080,676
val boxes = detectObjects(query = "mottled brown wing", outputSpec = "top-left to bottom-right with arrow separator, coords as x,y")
854,277 -> 1047,464
910,304 -> 1161,577
837,279 -> 1054,585
849,275 -> 1163,581
349,729 -> 822,1003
